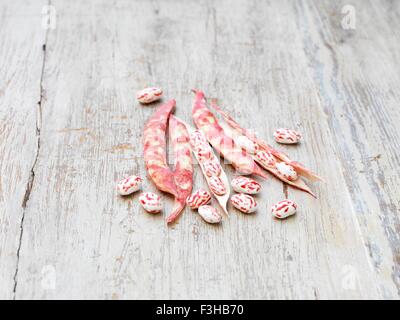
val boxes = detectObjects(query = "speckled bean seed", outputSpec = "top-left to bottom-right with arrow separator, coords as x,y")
276,162 -> 298,181
273,128 -> 301,144
186,189 -> 212,209
230,193 -> 257,213
198,205 -> 222,224
271,199 -> 297,219
139,192 -> 163,213
116,175 -> 142,195
136,87 -> 163,104
231,176 -> 261,194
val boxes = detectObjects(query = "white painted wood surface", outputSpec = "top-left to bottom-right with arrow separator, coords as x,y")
0,0 -> 399,299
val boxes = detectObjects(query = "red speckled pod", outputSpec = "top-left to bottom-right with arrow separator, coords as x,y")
143,100 -> 178,198
210,102 -> 322,183
210,102 -> 320,197
167,115 -> 194,223
191,90 -> 268,178
190,130 -> 208,147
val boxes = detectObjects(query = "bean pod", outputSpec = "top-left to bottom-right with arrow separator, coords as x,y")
273,128 -> 301,144
230,193 -> 257,213
186,189 -> 211,209
198,205 -> 222,224
116,175 -> 142,195
231,176 -> 261,194
192,90 -> 268,178
190,130 -> 208,147
139,192 -> 163,213
271,199 -> 297,219
136,87 -> 163,104
276,162 -> 298,181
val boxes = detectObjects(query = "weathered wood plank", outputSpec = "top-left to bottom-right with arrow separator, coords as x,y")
294,0 -> 400,298
11,0 -> 398,299
0,0 -> 47,299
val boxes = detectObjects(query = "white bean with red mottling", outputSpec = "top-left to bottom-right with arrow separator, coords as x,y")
198,205 -> 222,224
209,176 -> 226,195
231,176 -> 261,194
271,199 -> 297,219
230,193 -> 257,213
186,189 -> 211,209
202,160 -> 221,177
255,150 -> 276,168
276,162 -> 298,181
195,144 -> 212,163
139,192 -> 163,213
273,128 -> 301,144
136,87 -> 163,104
116,175 -> 142,195
236,135 -> 259,154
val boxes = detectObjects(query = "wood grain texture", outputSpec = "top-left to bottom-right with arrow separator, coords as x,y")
294,0 -> 400,298
0,0 -> 399,299
0,0 -> 47,299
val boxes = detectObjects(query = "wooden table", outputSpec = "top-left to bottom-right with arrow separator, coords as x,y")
1,0 -> 399,300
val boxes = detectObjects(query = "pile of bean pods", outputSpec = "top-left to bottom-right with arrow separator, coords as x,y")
116,88 -> 322,225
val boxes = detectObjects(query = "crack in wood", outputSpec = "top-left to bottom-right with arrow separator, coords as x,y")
12,27 -> 48,299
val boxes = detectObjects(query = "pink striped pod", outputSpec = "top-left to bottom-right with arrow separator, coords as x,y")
210,102 -> 322,186
231,176 -> 261,195
143,100 -> 178,197
186,189 -> 211,209
230,193 -> 257,213
191,90 -> 268,178
271,199 -> 297,219
167,115 -> 194,223
273,128 -> 301,144
190,130 -> 208,147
